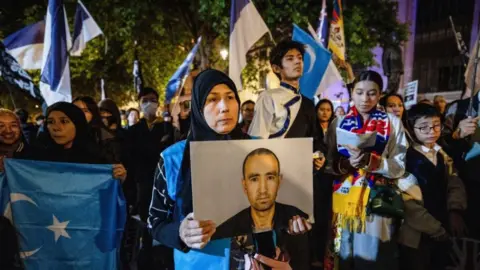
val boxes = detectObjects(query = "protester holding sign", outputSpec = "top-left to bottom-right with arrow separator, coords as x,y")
148,69 -> 250,269
324,70 -> 408,269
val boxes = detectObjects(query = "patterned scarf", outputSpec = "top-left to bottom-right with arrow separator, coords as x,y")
332,106 -> 391,233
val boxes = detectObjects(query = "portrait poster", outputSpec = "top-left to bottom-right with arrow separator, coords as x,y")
190,138 -> 313,240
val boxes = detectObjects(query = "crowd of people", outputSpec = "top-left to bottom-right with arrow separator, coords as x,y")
0,40 -> 479,270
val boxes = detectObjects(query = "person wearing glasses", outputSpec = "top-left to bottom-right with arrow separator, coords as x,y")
398,103 -> 466,270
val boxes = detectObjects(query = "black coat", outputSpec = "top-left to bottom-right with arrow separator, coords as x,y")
214,202 -> 310,270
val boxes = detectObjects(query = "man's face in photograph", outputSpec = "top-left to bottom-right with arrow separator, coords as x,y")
242,154 -> 282,212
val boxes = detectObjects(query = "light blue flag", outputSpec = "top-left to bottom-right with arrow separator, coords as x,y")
0,172 -> 8,215
292,24 -> 340,100
466,142 -> 480,161
3,159 -> 126,270
165,37 -> 202,103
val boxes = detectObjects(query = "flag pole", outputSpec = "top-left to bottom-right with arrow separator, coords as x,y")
468,32 -> 480,116
5,83 -> 18,109
449,16 -> 469,67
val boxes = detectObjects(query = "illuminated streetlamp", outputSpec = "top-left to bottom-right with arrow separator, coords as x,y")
220,49 -> 228,60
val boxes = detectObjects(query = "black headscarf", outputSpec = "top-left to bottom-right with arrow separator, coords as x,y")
40,102 -> 105,164
98,98 -> 122,129
188,69 -> 246,141
179,69 -> 249,215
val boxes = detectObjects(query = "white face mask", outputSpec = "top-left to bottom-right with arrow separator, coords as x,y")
141,102 -> 158,117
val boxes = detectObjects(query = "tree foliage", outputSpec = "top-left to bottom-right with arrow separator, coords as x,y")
0,0 -> 408,111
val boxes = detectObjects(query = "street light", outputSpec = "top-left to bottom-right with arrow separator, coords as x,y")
220,49 -> 228,60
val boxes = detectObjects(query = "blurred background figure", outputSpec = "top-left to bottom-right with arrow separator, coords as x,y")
126,108 -> 140,128
14,108 -> 38,145
120,109 -> 128,129
433,95 -> 447,115
334,106 -> 346,117
35,114 -> 45,127
239,100 -> 255,134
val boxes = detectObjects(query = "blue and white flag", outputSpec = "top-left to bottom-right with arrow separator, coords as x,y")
3,21 -> 45,70
229,0 -> 269,90
40,0 -> 72,105
292,24 -> 342,100
71,0 -> 103,56
1,159 -> 126,270
316,0 -> 329,48
165,37 -> 201,103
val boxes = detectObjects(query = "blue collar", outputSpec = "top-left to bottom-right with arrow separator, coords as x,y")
280,82 -> 299,94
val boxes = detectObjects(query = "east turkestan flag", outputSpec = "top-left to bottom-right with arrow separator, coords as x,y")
3,21 -> 45,70
40,0 -> 72,105
71,0 -> 103,56
293,24 -> 342,100
229,0 -> 269,90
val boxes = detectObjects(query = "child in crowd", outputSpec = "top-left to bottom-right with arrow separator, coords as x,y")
398,103 -> 467,270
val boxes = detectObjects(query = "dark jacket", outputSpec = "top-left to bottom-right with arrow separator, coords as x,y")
214,202 -> 308,239
125,118 -> 171,185
214,203 -> 310,270
125,118 -> 172,220
20,123 -> 38,146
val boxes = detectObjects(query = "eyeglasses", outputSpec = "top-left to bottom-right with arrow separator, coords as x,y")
414,124 -> 443,134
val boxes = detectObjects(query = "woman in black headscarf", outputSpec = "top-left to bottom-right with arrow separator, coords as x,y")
36,102 -> 127,181
147,69 -> 250,269
73,96 -> 115,150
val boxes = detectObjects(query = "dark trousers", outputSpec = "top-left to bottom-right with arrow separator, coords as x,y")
399,238 -> 451,270
311,172 -> 333,263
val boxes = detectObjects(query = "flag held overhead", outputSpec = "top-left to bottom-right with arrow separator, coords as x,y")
3,21 -> 45,70
229,0 -> 270,90
165,37 -> 201,103
328,0 -> 346,61
40,0 -> 72,105
316,0 -> 329,48
292,24 -> 342,100
71,0 -> 103,56
0,42 -> 45,104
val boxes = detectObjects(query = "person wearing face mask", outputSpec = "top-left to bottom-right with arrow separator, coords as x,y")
148,69 -> 310,270
324,71 -> 408,270
125,87 -> 172,269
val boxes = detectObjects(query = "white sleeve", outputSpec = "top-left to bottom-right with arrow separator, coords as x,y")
371,114 -> 408,179
248,92 -> 275,139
